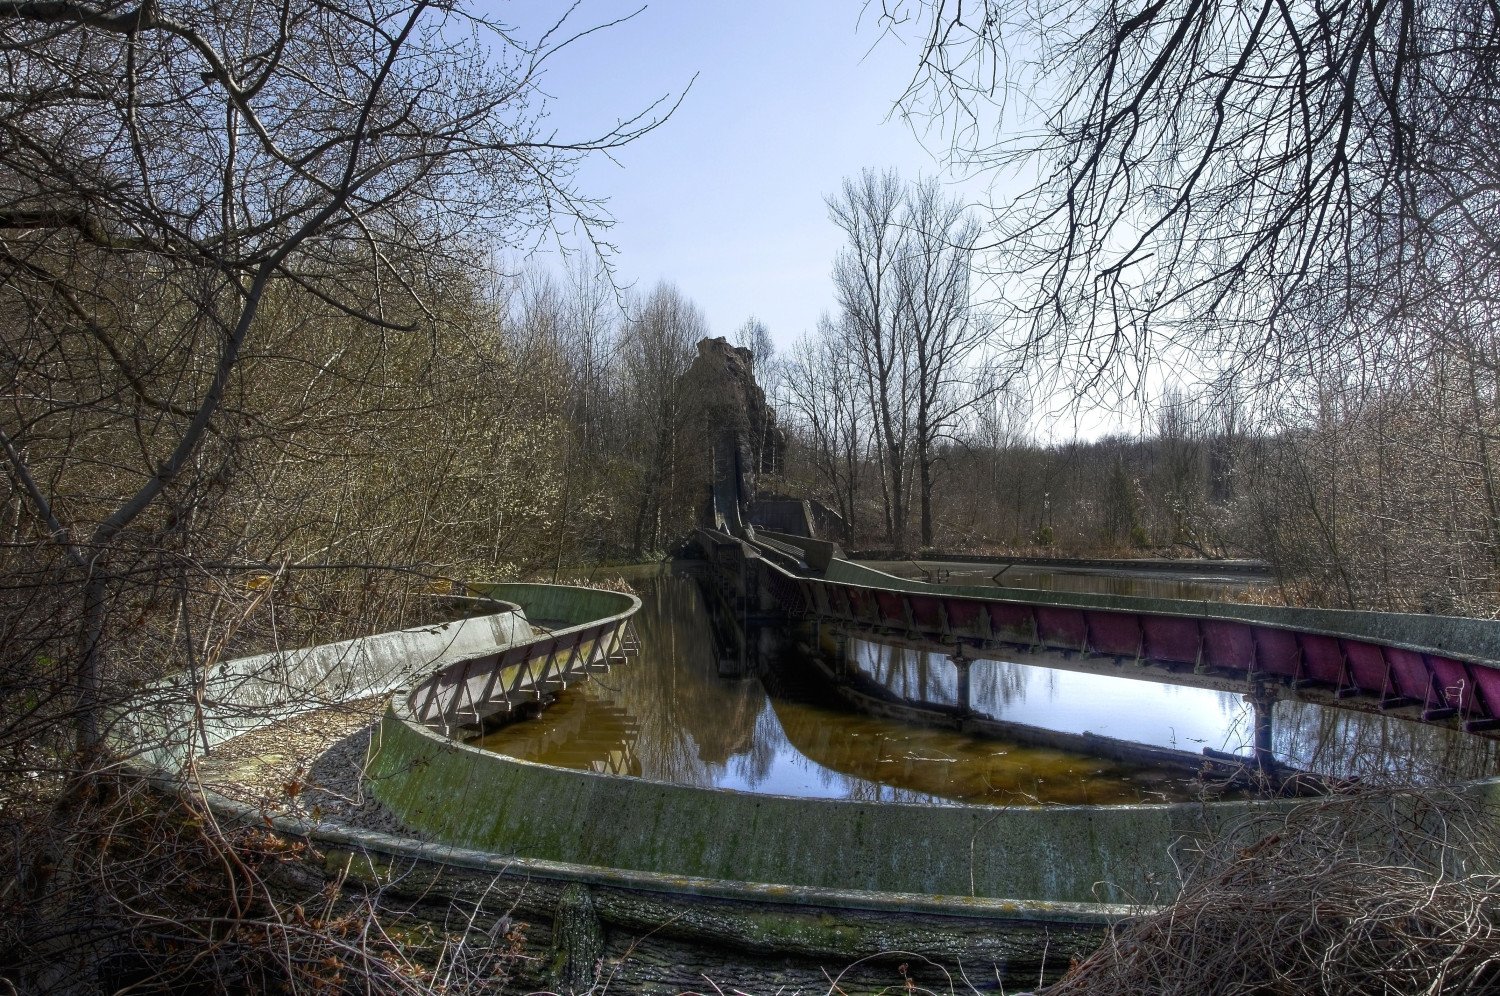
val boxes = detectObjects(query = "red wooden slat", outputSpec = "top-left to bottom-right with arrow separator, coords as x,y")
1465,662 -> 1500,720
1298,634 -> 1346,685
908,595 -> 944,630
1085,612 -> 1141,657
1201,620 -> 1256,672
1250,627 -> 1301,678
1141,616 -> 1200,665
1383,647 -> 1435,703
944,599 -> 983,635
1343,642 -> 1389,695
874,591 -> 906,625
1429,656 -> 1478,714
987,603 -> 1035,641
1035,606 -> 1087,649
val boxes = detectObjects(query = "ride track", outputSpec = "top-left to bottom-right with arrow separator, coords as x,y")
697,525 -> 1500,741
116,546 -> 1500,990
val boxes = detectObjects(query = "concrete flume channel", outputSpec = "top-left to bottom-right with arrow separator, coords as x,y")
120,564 -> 1500,992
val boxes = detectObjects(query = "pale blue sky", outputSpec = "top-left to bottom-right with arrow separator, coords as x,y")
489,1 -> 1000,350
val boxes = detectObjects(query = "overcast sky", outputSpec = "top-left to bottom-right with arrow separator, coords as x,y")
488,1 -> 1003,352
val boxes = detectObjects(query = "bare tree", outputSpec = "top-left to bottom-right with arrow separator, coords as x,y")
896,176 -> 989,546
875,0 -> 1500,401
0,0 -> 673,754
619,282 -> 705,556
779,314 -> 867,538
829,168 -> 915,549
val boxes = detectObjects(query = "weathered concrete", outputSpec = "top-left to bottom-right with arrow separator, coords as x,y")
371,689 -> 1263,904
113,580 -> 1116,991
115,595 -> 531,771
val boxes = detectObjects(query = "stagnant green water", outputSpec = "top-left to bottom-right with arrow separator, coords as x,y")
473,567 -> 1500,805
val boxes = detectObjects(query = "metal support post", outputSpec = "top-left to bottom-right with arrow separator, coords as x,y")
951,649 -> 973,717
1248,681 -> 1277,772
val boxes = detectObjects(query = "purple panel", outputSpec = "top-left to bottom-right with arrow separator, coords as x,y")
1467,662 -> 1500,720
1141,616 -> 1200,665
1086,612 -> 1141,657
847,588 -> 879,623
1384,647 -> 1435,703
945,599 -> 985,638
1252,627 -> 1302,678
1343,642 -> 1389,696
874,591 -> 906,625
1298,634 -> 1346,685
987,603 -> 1035,641
1202,620 -> 1256,673
909,595 -> 943,630
1035,606 -> 1087,649
1429,656 -> 1478,714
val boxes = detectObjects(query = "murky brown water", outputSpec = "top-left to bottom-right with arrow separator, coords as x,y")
472,567 -> 1500,805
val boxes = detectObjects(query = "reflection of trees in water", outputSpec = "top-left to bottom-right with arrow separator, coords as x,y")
472,693 -> 643,776
601,571 -> 765,783
727,704 -> 783,788
972,659 -> 1033,715
850,641 -> 947,702
1273,698 -> 1500,782
1213,691 -> 1256,754
846,638 -> 1032,712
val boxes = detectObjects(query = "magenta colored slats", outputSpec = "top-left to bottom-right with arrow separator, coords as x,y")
944,599 -> 984,636
1252,627 -> 1301,677
1085,612 -> 1140,657
1466,663 -> 1500,720
1298,634 -> 1346,685
1384,647 -> 1435,703
987,603 -> 1035,641
909,595 -> 943,629
1201,620 -> 1256,672
1035,606 -> 1087,649
1429,656 -> 1477,713
874,591 -> 906,624
1343,642 -> 1389,695
846,588 -> 877,623
1141,616 -> 1200,665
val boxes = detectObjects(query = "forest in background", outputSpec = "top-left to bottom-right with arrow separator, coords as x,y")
5,0 -> 1500,991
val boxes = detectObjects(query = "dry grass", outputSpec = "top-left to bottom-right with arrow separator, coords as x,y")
1043,789 -> 1500,995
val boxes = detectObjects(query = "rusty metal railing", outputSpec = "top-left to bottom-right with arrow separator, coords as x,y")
405,583 -> 641,736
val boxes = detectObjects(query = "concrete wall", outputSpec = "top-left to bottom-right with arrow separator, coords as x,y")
370,696 -> 1303,905
109,580 -> 1116,990
115,597 -> 532,771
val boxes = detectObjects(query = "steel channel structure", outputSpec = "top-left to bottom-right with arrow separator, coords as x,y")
406,583 -> 641,736
725,530 -> 1500,738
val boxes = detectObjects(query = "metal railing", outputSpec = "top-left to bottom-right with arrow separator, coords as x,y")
405,584 -> 641,736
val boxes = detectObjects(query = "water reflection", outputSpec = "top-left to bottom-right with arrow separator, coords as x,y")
844,638 -> 1500,784
1272,698 -> 1500,783
472,567 -> 1499,804
848,640 -> 1256,754
473,569 -> 1224,806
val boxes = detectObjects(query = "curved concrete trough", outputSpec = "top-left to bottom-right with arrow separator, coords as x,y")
116,575 -> 1500,991
118,582 -> 1105,988
375,692 -> 1184,901
368,688 -> 1500,903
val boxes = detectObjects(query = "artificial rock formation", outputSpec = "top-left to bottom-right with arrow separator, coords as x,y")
679,337 -> 785,531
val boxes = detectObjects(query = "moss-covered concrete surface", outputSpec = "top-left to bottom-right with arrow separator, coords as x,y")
371,696 -> 1263,904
